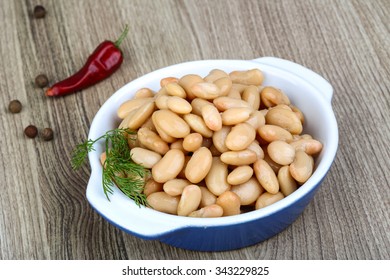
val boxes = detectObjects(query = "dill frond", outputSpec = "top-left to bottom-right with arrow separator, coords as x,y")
71,128 -> 148,206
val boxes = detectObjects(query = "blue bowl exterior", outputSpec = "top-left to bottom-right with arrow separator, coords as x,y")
158,181 -> 323,251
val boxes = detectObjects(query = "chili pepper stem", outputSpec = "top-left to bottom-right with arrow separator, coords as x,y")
114,25 -> 129,48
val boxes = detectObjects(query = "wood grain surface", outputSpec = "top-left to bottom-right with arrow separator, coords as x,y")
0,0 -> 389,260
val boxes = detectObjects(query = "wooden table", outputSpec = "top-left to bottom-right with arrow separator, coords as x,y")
0,0 -> 389,260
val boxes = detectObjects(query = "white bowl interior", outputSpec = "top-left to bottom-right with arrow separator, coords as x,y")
86,58 -> 338,237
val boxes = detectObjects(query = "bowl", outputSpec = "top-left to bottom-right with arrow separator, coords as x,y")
86,57 -> 338,251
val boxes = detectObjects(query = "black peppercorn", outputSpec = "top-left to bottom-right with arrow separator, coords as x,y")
24,125 -> 38,138
41,128 -> 54,141
35,74 -> 49,88
33,5 -> 46,18
8,100 -> 22,113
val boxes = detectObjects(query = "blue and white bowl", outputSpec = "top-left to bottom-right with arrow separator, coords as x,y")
86,57 -> 338,251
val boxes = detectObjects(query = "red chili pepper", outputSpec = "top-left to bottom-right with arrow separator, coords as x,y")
46,25 -> 129,97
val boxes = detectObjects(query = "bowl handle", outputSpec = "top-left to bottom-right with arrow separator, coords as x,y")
86,169 -> 183,238
252,57 -> 333,103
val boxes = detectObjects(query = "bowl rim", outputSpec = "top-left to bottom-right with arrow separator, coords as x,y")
86,57 -> 339,238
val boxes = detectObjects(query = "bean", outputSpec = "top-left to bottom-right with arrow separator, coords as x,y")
183,133 -> 203,152
265,107 -> 303,134
117,97 -> 153,119
242,85 -> 260,110
277,166 -> 297,196
229,69 -> 264,85
205,157 -> 230,196
289,139 -> 323,155
155,94 -> 170,110
177,156 -> 191,179
131,147 -> 162,168
127,133 -> 141,149
289,150 -> 314,183
160,77 -> 179,87
134,88 -> 155,99
213,96 -> 251,111
143,179 -> 163,197
199,186 -> 217,207
152,109 -> 190,138
140,116 -> 157,132
163,179 -> 191,196
137,127 -> 169,155
227,165 -> 254,185
255,192 -> 284,210
301,134 -> 313,140
177,185 -> 202,216
220,149 -> 257,165
247,141 -> 264,160
259,109 -> 268,116
231,177 -> 264,205
253,159 -> 279,194
267,140 -> 296,165
170,139 -> 186,153
119,109 -> 136,129
165,82 -> 186,98
260,86 -> 290,108
190,82 -> 221,99
185,147 -> 213,183
204,69 -> 229,83
156,86 -> 168,97
154,121 -> 177,143
212,125 -> 231,153
258,124 -> 293,142
201,104 -> 222,131
225,123 -> 256,151
178,74 -> 204,100
126,101 -> 156,130
263,151 -> 282,173
227,87 -> 242,99
273,104 -> 292,111
231,83 -> 249,93
189,204 -> 223,218
152,149 -> 185,183
214,77 -> 232,96
245,111 -> 265,130
216,191 -> 241,216
191,98 -> 213,116
290,105 -> 305,124
100,152 -> 107,167
183,114 -> 213,138
167,96 -> 192,114
147,192 -> 180,215
221,107 -> 253,125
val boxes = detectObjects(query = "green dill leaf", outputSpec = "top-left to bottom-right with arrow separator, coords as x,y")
71,139 -> 96,170
71,127 -> 148,206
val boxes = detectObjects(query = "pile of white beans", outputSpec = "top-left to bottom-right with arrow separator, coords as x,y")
109,68 -> 323,217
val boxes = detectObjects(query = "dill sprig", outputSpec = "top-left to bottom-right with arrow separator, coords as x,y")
71,128 -> 149,206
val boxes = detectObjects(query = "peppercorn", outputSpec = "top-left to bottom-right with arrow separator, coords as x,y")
8,100 -> 22,113
35,74 -> 49,88
24,125 -> 38,138
41,128 -> 54,141
33,5 -> 46,18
